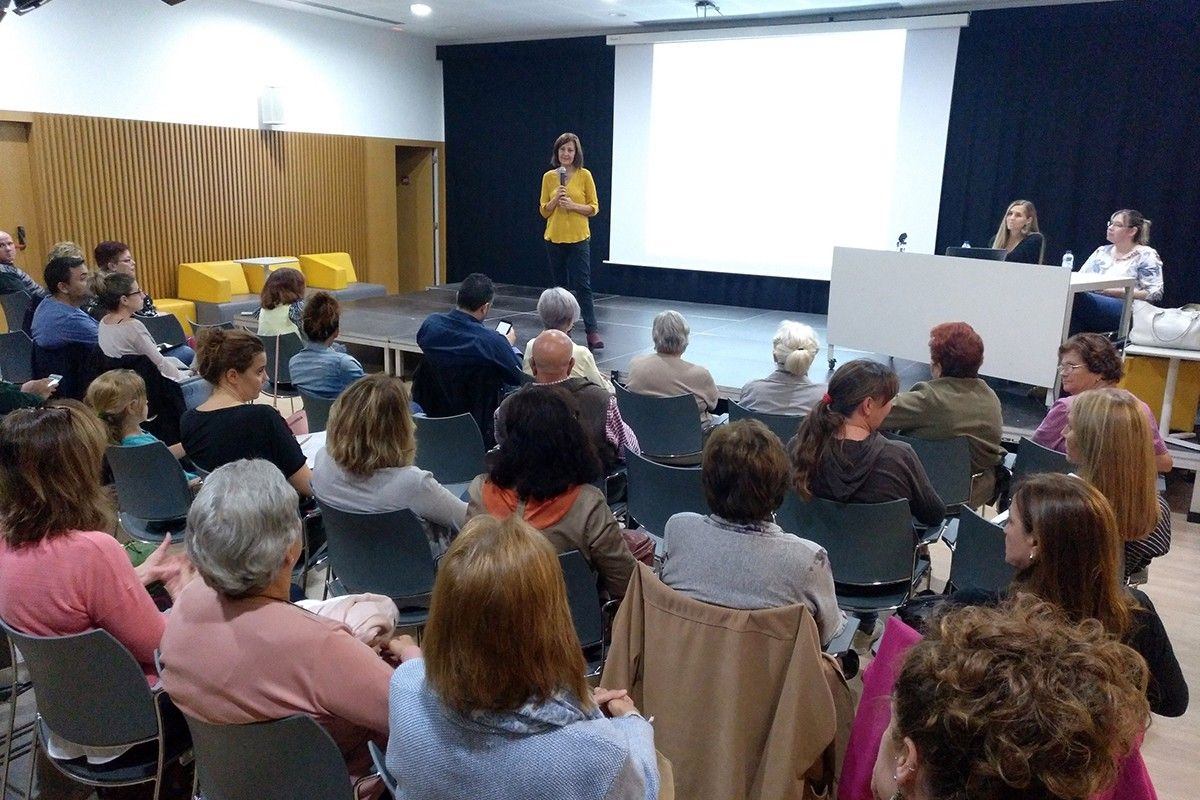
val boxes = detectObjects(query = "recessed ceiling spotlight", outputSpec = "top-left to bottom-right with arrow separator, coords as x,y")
410,3 -> 432,16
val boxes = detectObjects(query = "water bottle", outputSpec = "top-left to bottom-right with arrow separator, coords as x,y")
1062,250 -> 1074,270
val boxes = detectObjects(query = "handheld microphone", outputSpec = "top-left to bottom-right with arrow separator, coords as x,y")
557,167 -> 567,186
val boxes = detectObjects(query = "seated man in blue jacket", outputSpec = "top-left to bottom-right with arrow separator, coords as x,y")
30,255 -> 98,349
416,272 -> 525,388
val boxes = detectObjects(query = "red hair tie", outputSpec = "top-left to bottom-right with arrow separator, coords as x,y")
822,393 -> 833,405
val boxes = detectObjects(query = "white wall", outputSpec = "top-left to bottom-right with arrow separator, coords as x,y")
0,0 -> 444,141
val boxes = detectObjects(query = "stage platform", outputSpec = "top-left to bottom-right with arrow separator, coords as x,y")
292,282 -> 1054,437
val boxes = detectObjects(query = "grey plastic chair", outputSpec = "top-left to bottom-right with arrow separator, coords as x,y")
258,332 -> 305,405
883,432 -> 973,512
369,739 -> 398,799
0,291 -> 32,336
106,442 -> 193,543
139,314 -> 188,348
780,496 -> 919,616
413,412 -> 487,492
559,550 -> 617,676
0,330 -> 33,384
185,713 -> 353,800
1,629 -> 35,798
317,504 -> 436,628
946,508 -> 1015,594
728,400 -> 804,444
624,449 -> 708,538
1011,436 -> 1072,482
614,383 -> 704,462
0,621 -> 191,800
188,319 -> 235,334
298,389 -> 335,433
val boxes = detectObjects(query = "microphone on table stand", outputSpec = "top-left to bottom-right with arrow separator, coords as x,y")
896,232 -> 908,252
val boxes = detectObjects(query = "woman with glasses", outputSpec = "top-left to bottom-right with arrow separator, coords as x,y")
91,271 -> 210,408
990,199 -> 1045,264
1031,333 -> 1172,472
1070,209 -> 1164,334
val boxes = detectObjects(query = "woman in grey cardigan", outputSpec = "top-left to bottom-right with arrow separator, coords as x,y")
386,513 -> 660,800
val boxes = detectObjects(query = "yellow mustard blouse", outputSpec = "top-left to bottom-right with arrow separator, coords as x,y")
540,167 -> 599,244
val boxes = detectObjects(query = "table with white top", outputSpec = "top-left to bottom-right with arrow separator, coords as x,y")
298,430 -> 327,467
827,248 -> 1135,397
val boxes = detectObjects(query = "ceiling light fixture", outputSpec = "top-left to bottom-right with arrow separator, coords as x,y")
11,0 -> 54,15
410,3 -> 432,16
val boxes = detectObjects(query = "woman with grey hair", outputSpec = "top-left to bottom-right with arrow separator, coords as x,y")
160,459 -> 421,788
739,320 -> 827,416
626,310 -> 720,426
522,287 -> 613,392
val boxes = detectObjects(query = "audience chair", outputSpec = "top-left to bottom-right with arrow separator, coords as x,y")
31,341 -> 102,401
781,497 -> 921,619
0,621 -> 191,800
298,389 -> 335,433
601,565 -> 848,800
185,714 -> 353,800
410,359 -> 510,449
187,319 -> 235,334
368,740 -> 398,799
106,442 -> 193,543
139,314 -> 189,349
1010,436 -> 1072,482
624,449 -> 708,538
317,504 -> 436,629
728,400 -> 804,443
0,330 -> 33,384
559,550 -> 618,676
413,412 -> 488,495
614,383 -> 704,463
0,291 -> 32,336
882,432 -> 973,514
257,332 -> 304,411
1,629 -> 35,798
945,508 -> 1014,594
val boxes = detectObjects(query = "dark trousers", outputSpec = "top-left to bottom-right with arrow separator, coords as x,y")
1070,291 -> 1125,335
546,238 -> 597,333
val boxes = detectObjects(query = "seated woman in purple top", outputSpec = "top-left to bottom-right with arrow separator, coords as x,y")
1032,333 -> 1171,473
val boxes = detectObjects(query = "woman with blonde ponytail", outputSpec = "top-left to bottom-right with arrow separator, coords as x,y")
738,320 -> 827,416
789,359 -> 944,527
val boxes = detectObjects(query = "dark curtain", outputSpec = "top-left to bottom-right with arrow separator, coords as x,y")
938,0 -> 1200,306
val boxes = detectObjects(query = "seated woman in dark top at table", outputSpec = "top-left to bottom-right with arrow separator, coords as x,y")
992,199 -> 1044,264
180,327 -> 312,497
957,473 -> 1187,717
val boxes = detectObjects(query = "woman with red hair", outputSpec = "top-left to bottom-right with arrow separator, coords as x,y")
881,321 -> 1004,508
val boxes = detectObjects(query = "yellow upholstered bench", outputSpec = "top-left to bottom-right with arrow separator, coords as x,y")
298,252 -> 357,290
177,260 -> 262,325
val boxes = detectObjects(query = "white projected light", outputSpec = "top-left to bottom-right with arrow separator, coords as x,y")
609,20 -> 962,281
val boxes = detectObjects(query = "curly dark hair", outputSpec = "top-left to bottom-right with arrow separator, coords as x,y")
892,595 -> 1149,800
1058,333 -> 1123,382
260,267 -> 306,310
194,327 -> 264,384
928,321 -> 984,378
488,386 -> 601,501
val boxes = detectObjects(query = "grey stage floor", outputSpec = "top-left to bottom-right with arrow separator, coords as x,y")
340,283 -> 1052,436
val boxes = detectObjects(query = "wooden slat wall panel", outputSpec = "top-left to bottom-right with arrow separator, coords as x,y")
27,114 -> 368,300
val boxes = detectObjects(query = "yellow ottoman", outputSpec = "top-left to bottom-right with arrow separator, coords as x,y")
1120,354 -> 1200,432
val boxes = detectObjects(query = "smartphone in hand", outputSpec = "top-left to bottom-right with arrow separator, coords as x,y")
495,320 -> 513,336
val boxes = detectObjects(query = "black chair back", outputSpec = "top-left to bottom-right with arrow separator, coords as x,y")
0,622 -> 158,749
728,400 -> 804,443
317,504 -> 436,620
31,342 -> 101,401
948,508 -> 1015,594
1011,436 -> 1072,482
624,449 -> 707,537
883,432 -> 972,511
298,389 -> 335,433
0,330 -> 33,383
185,714 -> 354,800
613,383 -> 703,460
411,360 -> 507,449
258,333 -> 304,399
140,314 -> 188,348
559,550 -> 604,651
413,413 -> 487,485
0,291 -> 32,336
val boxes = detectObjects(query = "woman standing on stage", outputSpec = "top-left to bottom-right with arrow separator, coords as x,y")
540,132 -> 603,351
991,199 -> 1045,264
